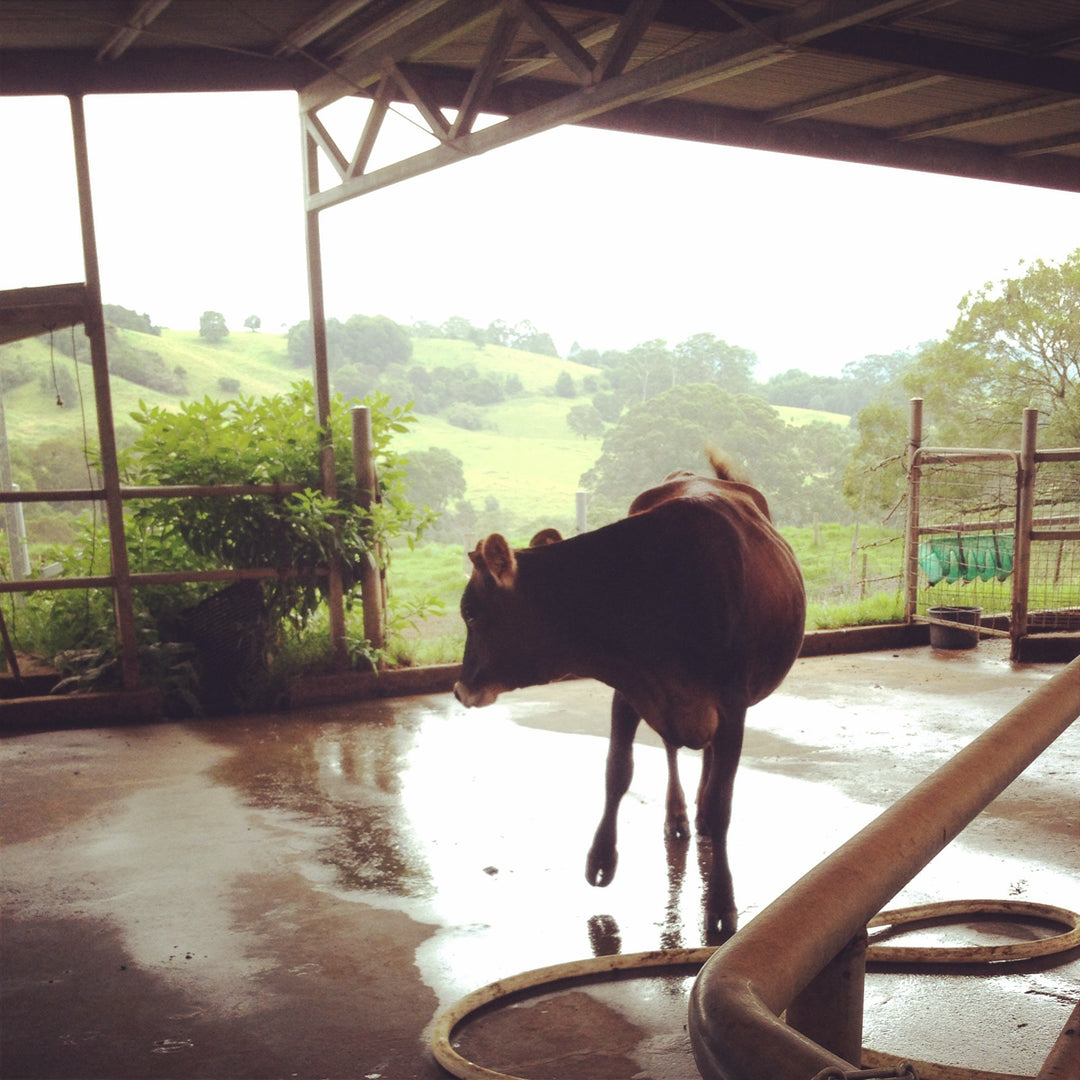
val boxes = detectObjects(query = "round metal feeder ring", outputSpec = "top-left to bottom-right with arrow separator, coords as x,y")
430,946 -> 715,1080
867,899 -> 1080,964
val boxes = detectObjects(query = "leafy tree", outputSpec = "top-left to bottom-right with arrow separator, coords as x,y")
554,370 -> 576,398
118,383 -> 432,633
445,402 -> 484,430
401,447 -> 467,516
567,403 -> 604,439
511,320 -> 559,357
581,383 -> 794,523
613,339 -> 671,403
343,314 -> 412,371
674,333 -> 757,394
199,310 -> 229,343
905,249 -> 1080,445
244,314 -> 262,332
843,400 -> 909,516
103,304 -> 161,336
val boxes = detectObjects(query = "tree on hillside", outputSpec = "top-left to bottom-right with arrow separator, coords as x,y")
244,314 -> 261,332
104,304 -> 161,336
344,313 -> 413,370
674,333 -> 758,394
401,447 -> 467,516
567,403 -> 604,439
842,400 -> 909,517
580,383 -> 794,524
905,248 -> 1080,445
199,310 -> 229,343
554,370 -> 576,398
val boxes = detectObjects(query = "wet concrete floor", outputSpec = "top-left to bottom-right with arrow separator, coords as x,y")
2,641 -> 1078,1080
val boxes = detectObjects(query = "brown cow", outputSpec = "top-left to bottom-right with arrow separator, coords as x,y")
454,451 -> 805,940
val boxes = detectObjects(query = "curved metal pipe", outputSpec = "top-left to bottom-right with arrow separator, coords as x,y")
689,655 -> 1080,1080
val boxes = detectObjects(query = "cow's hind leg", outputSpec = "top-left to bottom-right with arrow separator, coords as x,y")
664,740 -> 691,840
698,710 -> 746,943
586,692 -> 640,887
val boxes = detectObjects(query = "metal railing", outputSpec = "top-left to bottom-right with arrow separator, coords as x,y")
689,653 -> 1080,1079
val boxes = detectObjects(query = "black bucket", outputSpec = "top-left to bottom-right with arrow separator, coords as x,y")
928,605 -> 982,650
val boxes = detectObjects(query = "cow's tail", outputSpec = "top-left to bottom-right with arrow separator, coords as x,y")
705,444 -> 750,484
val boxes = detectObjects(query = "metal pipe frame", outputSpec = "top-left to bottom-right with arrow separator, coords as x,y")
689,653 -> 1080,1080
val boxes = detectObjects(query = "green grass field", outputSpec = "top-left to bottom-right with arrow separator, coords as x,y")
3,329 -> 848,531
5,324 -> 892,672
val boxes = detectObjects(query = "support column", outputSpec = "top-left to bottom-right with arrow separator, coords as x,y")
903,397 -> 923,623
351,404 -> 384,655
1011,406 -> 1038,658
303,123 -> 348,666
70,96 -> 139,690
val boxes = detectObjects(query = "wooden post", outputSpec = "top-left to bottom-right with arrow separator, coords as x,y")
70,96 -> 140,690
351,405 -> 384,655
303,120 -> 348,666
1011,407 -> 1038,659
903,397 -> 924,623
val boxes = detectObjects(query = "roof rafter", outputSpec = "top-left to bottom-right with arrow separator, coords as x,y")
96,0 -> 172,62
765,69 -> 950,124
893,93 -> 1080,141
304,0 -> 946,211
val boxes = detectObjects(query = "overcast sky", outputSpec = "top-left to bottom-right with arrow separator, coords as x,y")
2,90 -> 1077,379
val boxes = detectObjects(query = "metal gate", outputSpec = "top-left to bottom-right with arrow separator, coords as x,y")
903,402 -> 1080,659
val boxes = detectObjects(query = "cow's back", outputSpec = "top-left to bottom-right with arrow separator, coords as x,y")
513,472 -> 804,743
628,474 -> 804,705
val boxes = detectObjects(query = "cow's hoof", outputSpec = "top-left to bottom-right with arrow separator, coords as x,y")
586,846 -> 617,887
665,813 -> 691,841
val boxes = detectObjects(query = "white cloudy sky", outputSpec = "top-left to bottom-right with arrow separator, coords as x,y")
2,90 -> 1077,379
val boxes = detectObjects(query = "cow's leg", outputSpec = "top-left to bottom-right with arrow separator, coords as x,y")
586,691 -> 640,887
694,741 -> 714,835
664,740 -> 691,840
698,711 -> 746,942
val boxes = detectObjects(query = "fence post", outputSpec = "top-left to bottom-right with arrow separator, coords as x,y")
903,397 -> 923,623
576,490 -> 588,534
1011,407 -> 1038,659
351,405 -> 385,656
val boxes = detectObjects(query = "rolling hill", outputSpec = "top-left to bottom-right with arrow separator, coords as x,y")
1,327 -> 848,531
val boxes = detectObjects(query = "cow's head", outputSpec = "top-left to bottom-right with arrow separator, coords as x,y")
453,530 -> 563,708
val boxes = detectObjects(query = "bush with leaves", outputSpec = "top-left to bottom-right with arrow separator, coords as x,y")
118,382 -> 434,635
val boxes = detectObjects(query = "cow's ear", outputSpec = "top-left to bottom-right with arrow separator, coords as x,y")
529,528 -> 563,548
479,533 -> 517,589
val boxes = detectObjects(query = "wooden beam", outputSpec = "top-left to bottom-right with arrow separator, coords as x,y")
96,0 -> 173,62
1011,129 -> 1080,158
274,0 -> 380,57
765,71 -> 950,124
450,7 -> 522,139
595,0 -> 665,82
893,93 -> 1079,141
388,60 -> 451,137
506,0 -> 597,83
307,0 -> 940,210
349,75 -> 394,177
301,0 -> 498,112
0,283 -> 89,346
304,111 -> 349,179
498,17 -> 616,84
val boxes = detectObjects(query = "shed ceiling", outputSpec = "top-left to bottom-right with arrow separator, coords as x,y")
3,0 -> 1080,203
